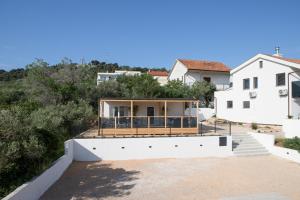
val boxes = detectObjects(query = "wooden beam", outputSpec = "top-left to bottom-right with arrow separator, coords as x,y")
130,100 -> 133,128
114,117 -> 117,136
98,99 -> 100,136
181,116 -> 183,128
100,99 -> 196,103
164,101 -> 167,128
101,101 -> 104,137
196,100 -> 199,129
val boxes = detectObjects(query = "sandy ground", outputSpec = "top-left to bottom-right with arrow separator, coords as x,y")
41,156 -> 300,200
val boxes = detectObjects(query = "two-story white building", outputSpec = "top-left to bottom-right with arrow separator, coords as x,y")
97,70 -> 141,85
215,53 -> 300,125
168,59 -> 230,90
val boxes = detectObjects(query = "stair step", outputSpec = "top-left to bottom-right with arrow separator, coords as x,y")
235,152 -> 270,157
233,141 -> 262,145
233,136 -> 256,139
234,146 -> 266,151
232,133 -> 270,156
234,149 -> 268,154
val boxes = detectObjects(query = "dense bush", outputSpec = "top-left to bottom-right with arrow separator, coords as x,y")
251,122 -> 258,130
283,137 -> 300,152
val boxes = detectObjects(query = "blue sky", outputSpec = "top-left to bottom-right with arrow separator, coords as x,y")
1,0 -> 300,70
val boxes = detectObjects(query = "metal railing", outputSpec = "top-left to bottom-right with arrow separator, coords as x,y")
199,119 -> 232,136
99,116 -> 198,129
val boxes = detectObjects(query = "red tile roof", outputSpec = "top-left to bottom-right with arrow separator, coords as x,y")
178,59 -> 230,72
268,55 -> 300,65
147,70 -> 168,76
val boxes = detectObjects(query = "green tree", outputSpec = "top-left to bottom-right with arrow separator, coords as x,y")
163,80 -> 191,98
117,74 -> 163,98
191,81 -> 216,107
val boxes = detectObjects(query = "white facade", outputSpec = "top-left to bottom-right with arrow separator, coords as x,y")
168,60 -> 230,90
97,70 -> 141,85
215,54 -> 300,125
282,119 -> 300,138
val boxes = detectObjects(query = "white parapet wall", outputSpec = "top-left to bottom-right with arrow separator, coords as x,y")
73,136 -> 233,161
4,140 -> 73,200
249,132 -> 300,164
282,119 -> 300,138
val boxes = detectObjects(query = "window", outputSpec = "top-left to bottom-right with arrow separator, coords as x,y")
113,106 -> 129,117
292,81 -> 300,98
203,77 -> 211,83
229,82 -> 233,88
276,73 -> 285,86
243,101 -> 250,109
227,101 -> 233,109
259,61 -> 263,68
243,78 -> 250,90
253,77 -> 258,89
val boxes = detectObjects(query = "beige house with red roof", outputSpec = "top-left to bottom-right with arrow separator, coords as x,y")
147,70 -> 169,85
168,59 -> 231,90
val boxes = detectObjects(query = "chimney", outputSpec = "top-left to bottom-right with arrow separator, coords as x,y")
273,46 -> 282,57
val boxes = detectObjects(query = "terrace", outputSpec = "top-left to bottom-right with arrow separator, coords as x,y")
98,98 -> 199,136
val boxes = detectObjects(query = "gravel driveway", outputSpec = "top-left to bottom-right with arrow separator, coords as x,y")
41,156 -> 300,200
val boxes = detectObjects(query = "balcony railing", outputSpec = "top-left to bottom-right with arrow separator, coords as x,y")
99,116 -> 198,136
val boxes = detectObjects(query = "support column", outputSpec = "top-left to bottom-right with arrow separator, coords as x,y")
164,101 -> 167,128
130,100 -> 133,128
196,100 -> 199,129
101,101 -> 104,137
98,100 -> 101,136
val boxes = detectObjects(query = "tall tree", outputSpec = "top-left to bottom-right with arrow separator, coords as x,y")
191,81 -> 216,107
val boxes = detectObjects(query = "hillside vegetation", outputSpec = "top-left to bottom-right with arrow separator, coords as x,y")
0,58 -> 215,198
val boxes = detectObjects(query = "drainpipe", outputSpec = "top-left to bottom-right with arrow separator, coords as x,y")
288,70 -> 300,117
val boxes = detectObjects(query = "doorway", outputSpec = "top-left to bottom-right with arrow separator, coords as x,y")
147,106 -> 154,125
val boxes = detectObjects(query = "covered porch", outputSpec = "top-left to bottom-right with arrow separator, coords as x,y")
98,98 -> 199,136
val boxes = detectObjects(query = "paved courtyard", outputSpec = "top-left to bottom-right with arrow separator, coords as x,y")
41,156 -> 300,200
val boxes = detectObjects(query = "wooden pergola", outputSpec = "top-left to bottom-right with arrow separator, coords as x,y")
98,98 -> 199,136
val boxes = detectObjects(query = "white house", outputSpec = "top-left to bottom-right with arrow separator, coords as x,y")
168,59 -> 230,90
97,70 -> 141,85
147,70 -> 168,85
215,52 -> 300,125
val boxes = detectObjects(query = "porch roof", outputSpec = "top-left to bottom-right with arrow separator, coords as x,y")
99,98 -> 198,102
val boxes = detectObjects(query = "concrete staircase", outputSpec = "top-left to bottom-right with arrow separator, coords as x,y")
232,133 -> 269,156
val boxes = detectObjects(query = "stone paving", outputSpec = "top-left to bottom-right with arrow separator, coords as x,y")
42,155 -> 300,200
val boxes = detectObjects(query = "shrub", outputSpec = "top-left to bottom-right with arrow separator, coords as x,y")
251,122 -> 258,130
283,137 -> 300,152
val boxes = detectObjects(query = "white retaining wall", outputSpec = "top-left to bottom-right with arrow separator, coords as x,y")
73,136 -> 233,161
282,119 -> 300,138
5,136 -> 233,199
4,140 -> 73,200
249,132 -> 300,164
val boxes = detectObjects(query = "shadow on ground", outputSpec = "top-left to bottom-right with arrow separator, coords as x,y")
41,161 -> 140,200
